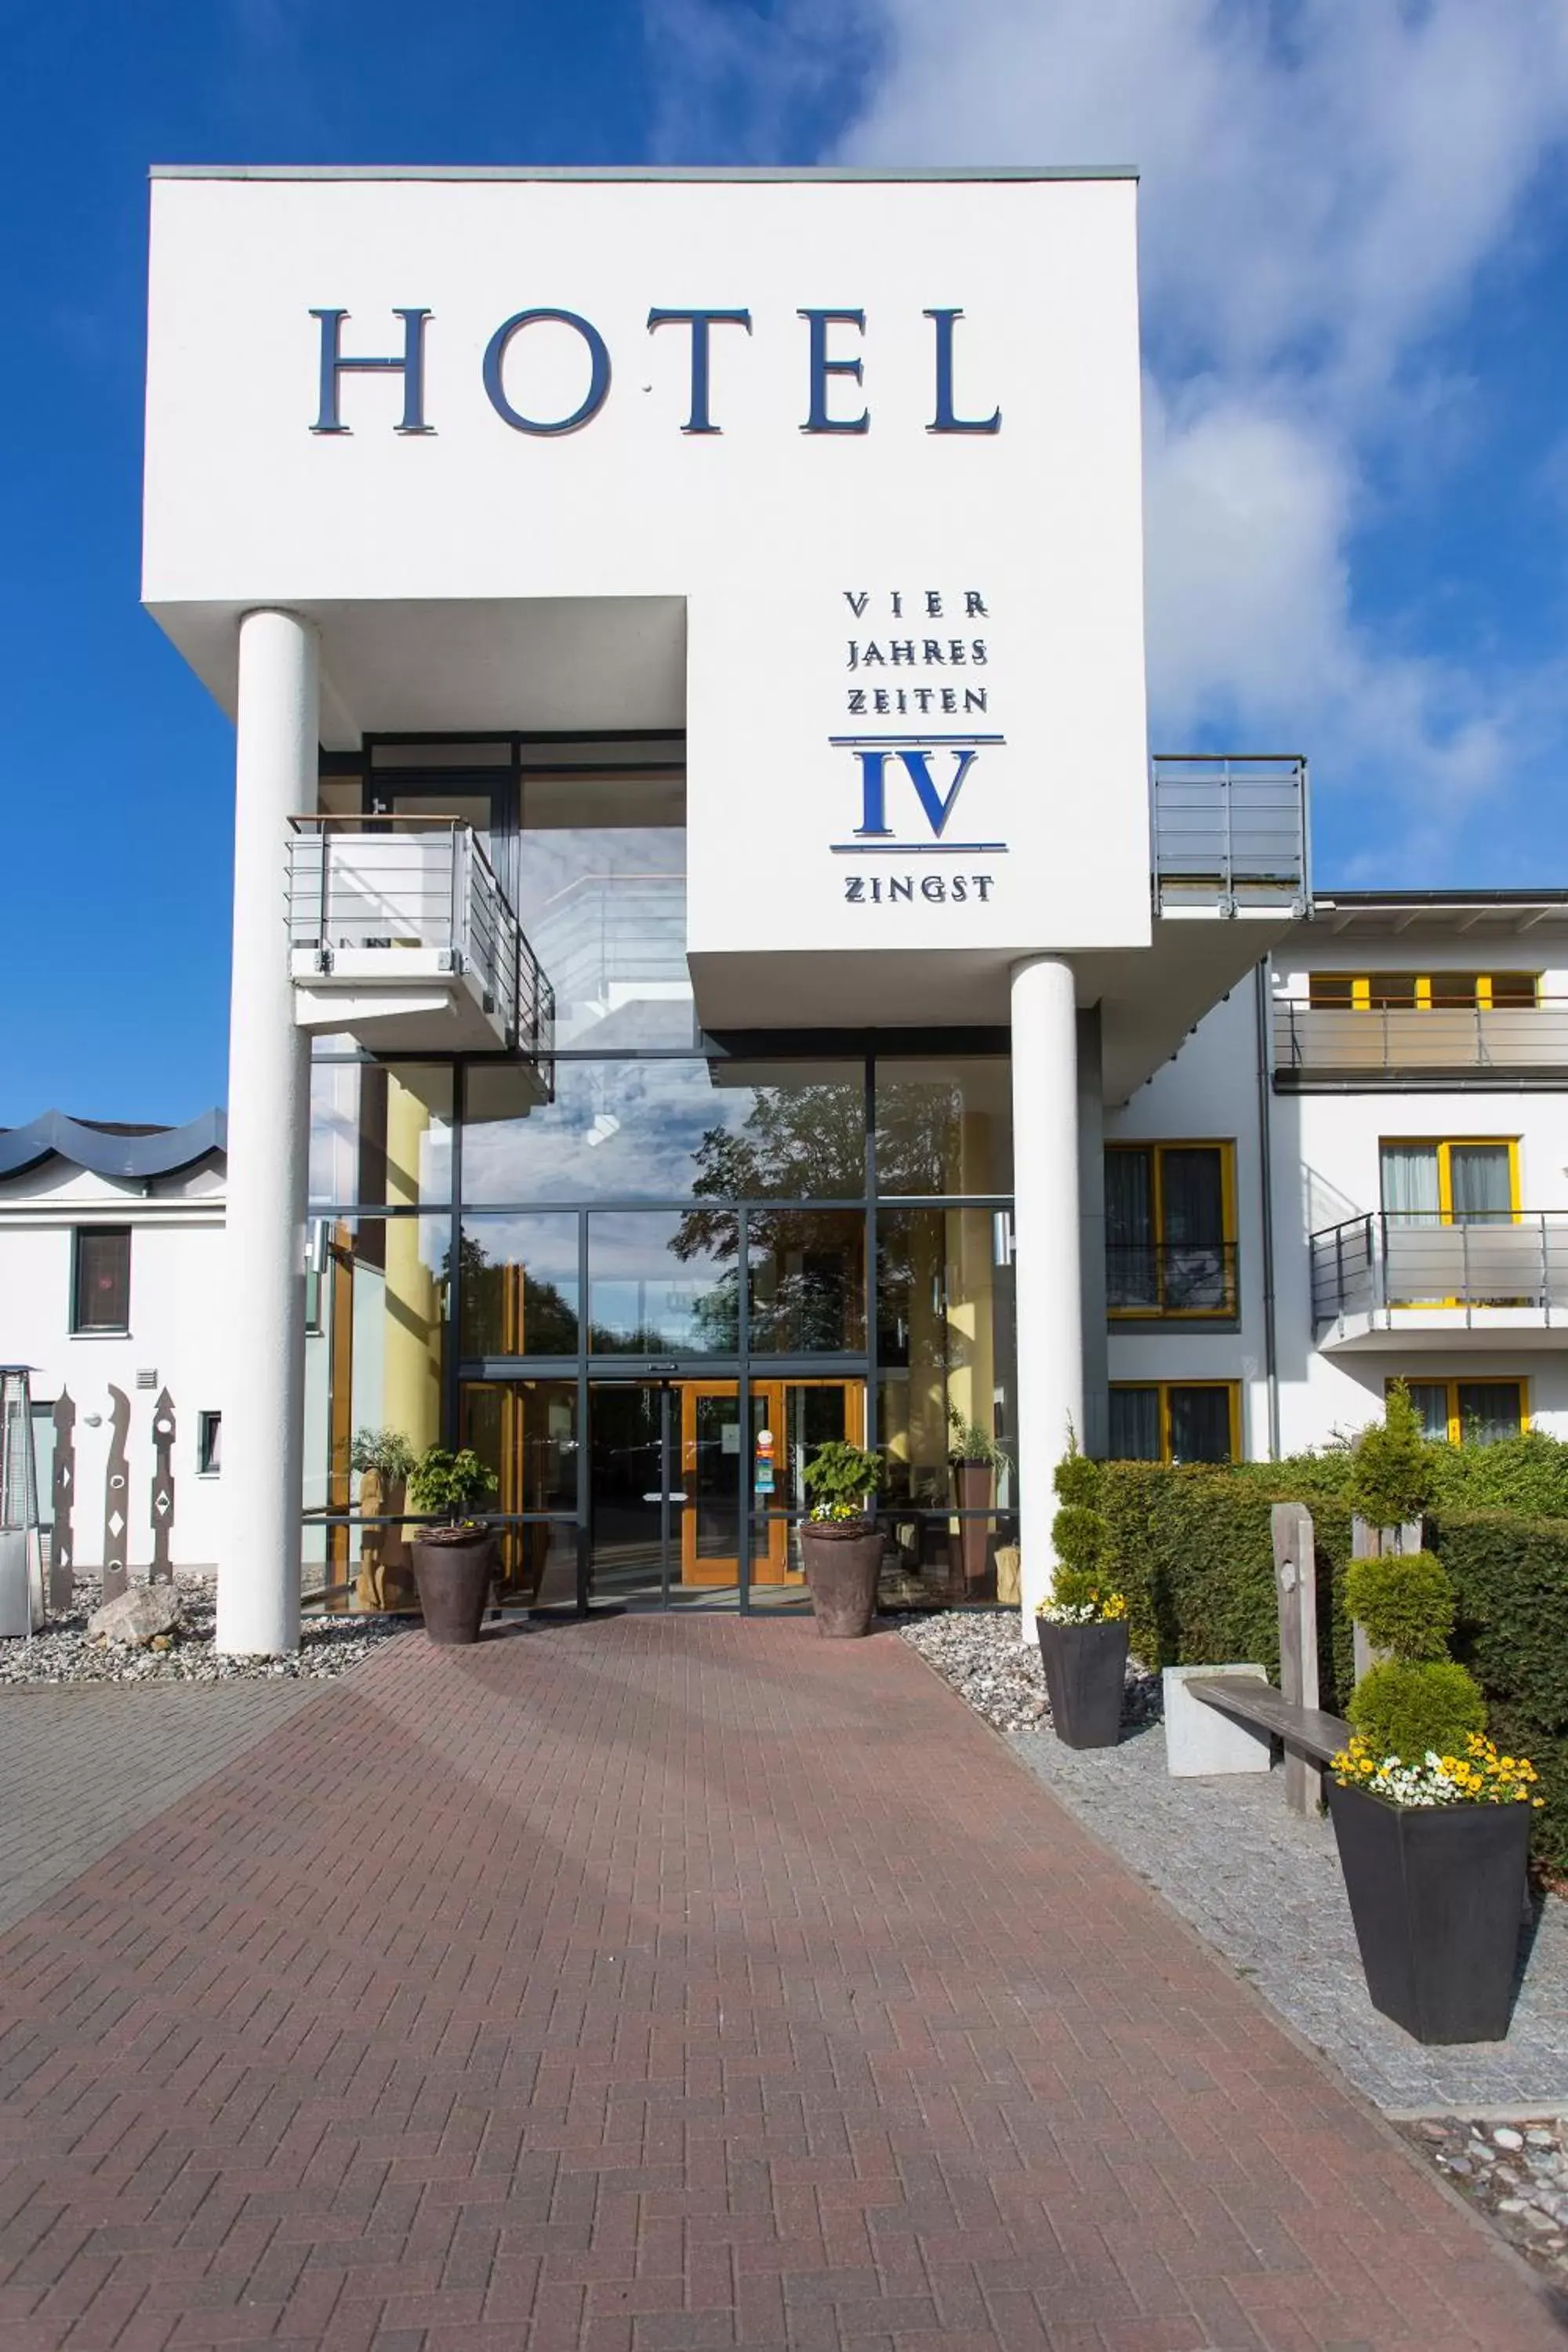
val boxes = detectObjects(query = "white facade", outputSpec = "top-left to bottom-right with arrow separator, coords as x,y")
143,169 -> 1154,1025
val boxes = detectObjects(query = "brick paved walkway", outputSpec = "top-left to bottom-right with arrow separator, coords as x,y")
0,1684 -> 325,1938
0,1617 -> 1559,2352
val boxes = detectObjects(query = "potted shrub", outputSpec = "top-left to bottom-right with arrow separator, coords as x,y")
1035,1439 -> 1129,1748
1328,1730 -> 1539,2044
406,1446 -> 499,1646
799,1440 -> 884,1639
1328,1536 -> 1537,2042
946,1401 -> 1011,1599
350,1428 -> 416,1612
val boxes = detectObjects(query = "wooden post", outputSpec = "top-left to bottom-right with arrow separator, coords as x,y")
1272,1501 -> 1321,1815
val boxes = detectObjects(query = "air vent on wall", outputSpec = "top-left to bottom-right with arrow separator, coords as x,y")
135,1368 -> 157,1391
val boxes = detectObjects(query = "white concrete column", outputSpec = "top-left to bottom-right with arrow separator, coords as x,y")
216,609 -> 318,1654
1011,956 -> 1084,1632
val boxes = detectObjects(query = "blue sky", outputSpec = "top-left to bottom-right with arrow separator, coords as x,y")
5,0 -> 1568,1123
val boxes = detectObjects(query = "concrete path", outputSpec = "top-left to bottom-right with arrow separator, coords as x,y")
0,1616 -> 1559,2350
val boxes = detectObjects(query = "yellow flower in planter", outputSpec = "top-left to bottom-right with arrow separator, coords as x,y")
1331,1730 -> 1543,1808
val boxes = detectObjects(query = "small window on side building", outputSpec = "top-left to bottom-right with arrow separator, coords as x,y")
71,1228 -> 130,1334
197,1411 -> 222,1475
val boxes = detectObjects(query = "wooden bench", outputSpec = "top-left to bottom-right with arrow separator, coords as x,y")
1182,1677 -> 1348,1767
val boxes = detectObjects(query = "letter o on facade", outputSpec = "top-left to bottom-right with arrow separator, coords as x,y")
482,309 -> 612,435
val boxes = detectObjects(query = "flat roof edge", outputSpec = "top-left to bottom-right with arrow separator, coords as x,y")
1315,890 -> 1568,909
147,163 -> 1139,184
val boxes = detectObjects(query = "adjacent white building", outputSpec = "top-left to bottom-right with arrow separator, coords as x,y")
8,165 -> 1558,1640
0,1114 -> 227,1581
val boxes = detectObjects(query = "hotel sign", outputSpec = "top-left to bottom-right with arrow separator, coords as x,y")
307,305 -> 1002,438
832,583 -> 1005,906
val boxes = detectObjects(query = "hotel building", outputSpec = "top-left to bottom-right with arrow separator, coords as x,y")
5,169 -> 1563,1644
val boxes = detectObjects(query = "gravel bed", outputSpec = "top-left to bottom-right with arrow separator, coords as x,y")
1404,2115 -> 1568,2286
899,1608 -> 1568,2118
897,1603 -> 1160,1733
0,1577 -> 406,1686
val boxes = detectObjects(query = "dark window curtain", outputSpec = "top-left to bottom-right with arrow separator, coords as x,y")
1402,1383 -> 1450,1443
1160,1149 -> 1223,1242
1167,1386 -> 1232,1464
1109,1387 -> 1160,1461
1105,1150 -> 1155,1309
1456,1382 -> 1523,1445
1160,1148 -> 1226,1311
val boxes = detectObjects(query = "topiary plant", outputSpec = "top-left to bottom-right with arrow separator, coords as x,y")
1342,1548 -> 1454,1663
1348,1382 -> 1435,1531
1053,1439 -> 1103,1514
1051,1504 -> 1106,1577
1043,1432 -> 1124,1621
1347,1658 -> 1486,1761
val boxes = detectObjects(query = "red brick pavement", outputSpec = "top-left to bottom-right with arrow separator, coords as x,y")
0,1615 -> 1559,2352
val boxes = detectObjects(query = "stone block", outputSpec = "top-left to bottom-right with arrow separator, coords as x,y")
1163,1664 -> 1272,1777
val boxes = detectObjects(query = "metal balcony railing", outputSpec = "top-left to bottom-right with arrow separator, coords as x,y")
1311,1212 -> 1568,1330
286,815 -> 554,1059
1106,1241 -> 1238,1317
1151,754 -> 1310,915
1276,1000 -> 1568,1079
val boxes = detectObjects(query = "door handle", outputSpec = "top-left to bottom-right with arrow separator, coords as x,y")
643,1491 -> 688,1504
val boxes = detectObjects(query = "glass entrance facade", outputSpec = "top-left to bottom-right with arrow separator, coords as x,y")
300,739 -> 1018,1611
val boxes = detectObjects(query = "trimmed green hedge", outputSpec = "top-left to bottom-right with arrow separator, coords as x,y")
1096,1462 -> 1357,1708
1438,1507 -> 1568,1874
1087,1454 -> 1568,1868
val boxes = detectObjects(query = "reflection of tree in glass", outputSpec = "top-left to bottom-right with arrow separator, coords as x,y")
672,1087 -> 868,1354
450,1229 -> 579,1356
667,1080 -> 959,1356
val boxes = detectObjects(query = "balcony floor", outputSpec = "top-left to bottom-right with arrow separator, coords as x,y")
1317,1305 -> 1568,1352
291,947 -> 510,1054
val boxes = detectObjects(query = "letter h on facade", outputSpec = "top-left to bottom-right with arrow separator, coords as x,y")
310,309 -> 433,434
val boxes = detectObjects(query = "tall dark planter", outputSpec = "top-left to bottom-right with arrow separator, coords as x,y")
953,1462 -> 993,1597
1036,1618 -> 1129,1748
800,1520 -> 883,1639
410,1530 -> 496,1646
1327,1780 -> 1531,2044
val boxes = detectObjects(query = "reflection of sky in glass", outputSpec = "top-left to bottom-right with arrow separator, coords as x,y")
309,1065 -> 359,1202
309,1066 -> 454,1206
588,1211 -> 732,1352
521,827 -> 690,1046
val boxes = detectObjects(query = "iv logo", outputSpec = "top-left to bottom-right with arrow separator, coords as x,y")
829,735 -> 1009,855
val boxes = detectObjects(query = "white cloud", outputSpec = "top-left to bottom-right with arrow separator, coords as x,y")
649,0 -> 1568,877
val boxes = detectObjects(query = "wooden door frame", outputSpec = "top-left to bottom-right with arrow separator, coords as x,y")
678,1380 -> 785,1587
673,1378 -> 867,1588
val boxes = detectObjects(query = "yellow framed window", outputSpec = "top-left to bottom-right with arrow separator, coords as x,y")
1392,1377 -> 1528,1447
1378,1137 -> 1520,1226
1105,1142 -> 1236,1317
1109,1381 -> 1241,1465
1308,971 -> 1540,1012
